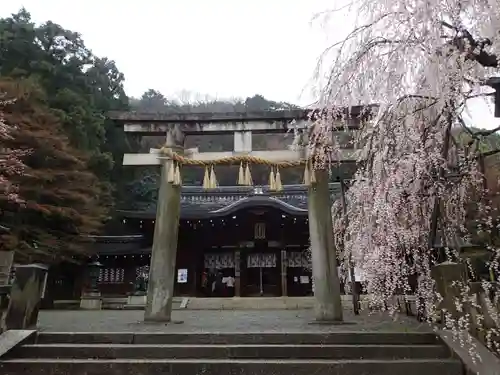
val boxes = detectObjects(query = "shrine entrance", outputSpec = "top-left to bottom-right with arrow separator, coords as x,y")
242,248 -> 280,297
195,201 -> 310,297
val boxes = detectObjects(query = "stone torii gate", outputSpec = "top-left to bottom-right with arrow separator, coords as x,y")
109,109 -> 360,323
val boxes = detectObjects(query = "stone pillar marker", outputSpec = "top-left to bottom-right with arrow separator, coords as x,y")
144,126 -> 184,322
308,169 -> 343,322
2,263 -> 48,330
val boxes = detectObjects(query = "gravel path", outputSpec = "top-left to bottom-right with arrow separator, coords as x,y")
37,309 -> 430,333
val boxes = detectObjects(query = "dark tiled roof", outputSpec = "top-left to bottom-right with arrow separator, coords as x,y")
88,235 -> 149,256
117,183 -> 342,220
94,242 -> 140,254
95,242 -> 150,255
91,235 -> 147,255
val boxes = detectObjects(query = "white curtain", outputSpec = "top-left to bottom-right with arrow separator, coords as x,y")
204,253 -> 235,269
247,253 -> 277,268
286,251 -> 310,268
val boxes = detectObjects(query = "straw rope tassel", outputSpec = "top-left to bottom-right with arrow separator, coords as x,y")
275,167 -> 283,192
269,168 -> 276,191
203,166 -> 210,189
244,163 -> 253,186
303,162 -> 310,186
173,162 -> 182,186
209,165 -> 218,188
237,162 -> 245,185
167,160 -> 176,183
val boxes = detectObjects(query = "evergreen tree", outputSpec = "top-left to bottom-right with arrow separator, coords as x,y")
0,9 -> 134,211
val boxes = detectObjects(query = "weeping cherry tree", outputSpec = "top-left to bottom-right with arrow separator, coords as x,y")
311,0 -> 500,355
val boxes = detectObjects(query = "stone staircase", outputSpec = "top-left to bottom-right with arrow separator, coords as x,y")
0,331 -> 464,374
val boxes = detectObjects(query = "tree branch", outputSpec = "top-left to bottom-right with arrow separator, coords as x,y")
441,21 -> 499,68
479,148 -> 500,158
474,125 -> 500,137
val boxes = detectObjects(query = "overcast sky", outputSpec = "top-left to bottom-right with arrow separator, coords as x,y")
2,0 -> 499,128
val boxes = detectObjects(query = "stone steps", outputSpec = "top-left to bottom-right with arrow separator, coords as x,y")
31,331 -> 442,345
7,343 -> 451,359
0,331 -> 464,375
0,358 -> 463,375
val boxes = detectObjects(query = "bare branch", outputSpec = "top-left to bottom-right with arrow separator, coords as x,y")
441,21 -> 499,68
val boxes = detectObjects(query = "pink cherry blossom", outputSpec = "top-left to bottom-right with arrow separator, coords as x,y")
310,0 -> 500,356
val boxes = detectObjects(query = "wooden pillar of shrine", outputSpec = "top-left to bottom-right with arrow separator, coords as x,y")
234,250 -> 241,297
281,250 -> 288,296
144,126 -> 185,322
308,169 -> 343,322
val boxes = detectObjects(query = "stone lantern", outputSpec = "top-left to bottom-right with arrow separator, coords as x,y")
87,260 -> 103,293
80,260 -> 103,310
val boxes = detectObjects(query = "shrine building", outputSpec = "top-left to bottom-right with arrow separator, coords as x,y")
45,183 -> 344,302
42,108 -> 369,309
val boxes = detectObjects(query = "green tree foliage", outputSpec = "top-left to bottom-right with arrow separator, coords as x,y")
0,78 -> 107,262
0,8 -> 134,209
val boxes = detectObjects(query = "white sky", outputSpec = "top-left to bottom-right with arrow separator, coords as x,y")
2,0 -> 499,129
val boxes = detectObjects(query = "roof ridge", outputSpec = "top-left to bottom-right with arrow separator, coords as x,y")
180,183 -> 341,193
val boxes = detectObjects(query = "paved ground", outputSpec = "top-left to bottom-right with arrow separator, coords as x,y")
37,310 -> 430,333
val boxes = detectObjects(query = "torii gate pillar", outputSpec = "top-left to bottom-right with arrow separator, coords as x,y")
308,169 -> 344,322
144,126 -> 185,322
